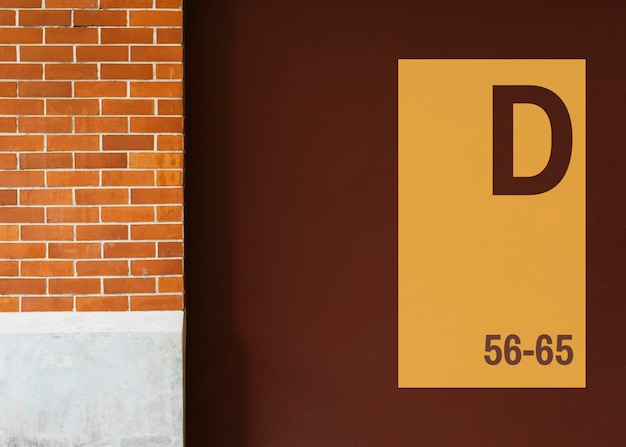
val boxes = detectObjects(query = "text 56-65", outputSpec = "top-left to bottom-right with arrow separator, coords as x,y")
484,334 -> 573,366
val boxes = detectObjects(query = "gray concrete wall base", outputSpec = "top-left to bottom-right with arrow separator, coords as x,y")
0,311 -> 184,447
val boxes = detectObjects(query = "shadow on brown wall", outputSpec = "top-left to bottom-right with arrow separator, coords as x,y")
184,1 -> 248,445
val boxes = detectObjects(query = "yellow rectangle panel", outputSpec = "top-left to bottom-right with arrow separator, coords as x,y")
398,60 -> 585,387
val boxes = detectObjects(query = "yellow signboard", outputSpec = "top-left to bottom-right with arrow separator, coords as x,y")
398,60 -> 585,387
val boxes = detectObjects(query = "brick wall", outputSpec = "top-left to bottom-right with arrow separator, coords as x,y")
0,0 -> 183,312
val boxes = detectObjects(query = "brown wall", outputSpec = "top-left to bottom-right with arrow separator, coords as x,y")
186,1 -> 625,446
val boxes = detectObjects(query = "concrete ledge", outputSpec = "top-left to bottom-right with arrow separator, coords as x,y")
0,311 -> 184,447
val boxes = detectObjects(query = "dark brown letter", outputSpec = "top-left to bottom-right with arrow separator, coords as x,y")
493,85 -> 572,195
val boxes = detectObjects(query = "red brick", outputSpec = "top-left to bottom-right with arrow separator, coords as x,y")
0,194 -> 22,209
0,207 -> 43,222
156,0 -> 182,7
47,207 -> 99,223
21,46 -> 73,62
157,134 -> 183,150
0,190 -> 15,205
102,0 -> 151,6
131,224 -> 182,240
0,197 -> 16,210
157,178 -> 183,193
75,117 -> 127,133
0,190 -> 14,207
0,119 -> 17,134
50,278 -> 100,294
157,206 -> 182,222
0,225 -> 18,240
0,118 -> 13,135
20,153 -> 72,169
49,242 -> 101,259
0,195 -> 19,210
0,99 -> 43,115
74,81 -> 126,97
159,242 -> 183,258
104,277 -> 155,294
132,46 -> 182,62
0,11 -> 14,26
0,296 -> 18,312
19,117 -> 72,133
102,99 -> 153,115
130,152 -> 183,168
21,260 -> 74,276
76,260 -> 127,276
76,46 -> 128,62
131,294 -> 183,310
74,10 -> 127,26
76,189 -> 128,205
156,169 -> 177,186
0,29 -> 41,44
19,81 -> 71,97
76,152 -> 127,168
76,224 -> 127,240
0,279 -> 46,295
104,241 -> 154,258
0,46 -> 15,61
0,117 -> 15,132
47,171 -> 98,187
158,99 -> 182,115
0,261 -> 17,276
48,135 -> 99,151
0,82 -> 16,96
0,0 -> 41,7
0,136 -> 42,151
131,259 -> 182,276
130,11 -> 182,26
47,0 -> 97,6
101,206 -> 154,222
101,28 -> 153,44
0,64 -> 42,79
0,243 -> 45,258
157,28 -> 182,44
132,188 -> 182,204
21,189 -> 72,205
130,81 -> 182,97
0,153 -> 15,169
46,28 -> 98,44
102,171 -> 153,186
22,297 -> 73,311
0,171 -> 44,186
76,295 -> 128,311
0,185 -> 16,198
156,64 -> 182,80
21,225 -> 73,241
157,171 -> 182,186
47,99 -> 99,115
101,64 -> 153,80
159,276 -> 183,293
0,120 -> 20,136
103,134 -> 153,150
46,64 -> 98,80
130,117 -> 182,133
20,10 -> 71,26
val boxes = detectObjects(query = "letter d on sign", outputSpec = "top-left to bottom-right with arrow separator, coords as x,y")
493,85 -> 573,195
